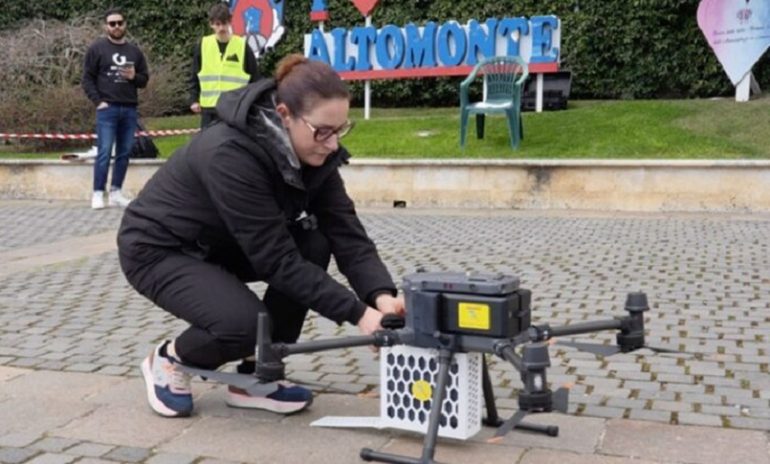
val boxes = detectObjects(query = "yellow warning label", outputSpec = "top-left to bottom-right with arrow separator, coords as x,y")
458,302 -> 490,330
411,380 -> 432,402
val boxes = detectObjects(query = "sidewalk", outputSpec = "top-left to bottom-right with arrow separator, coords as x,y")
0,200 -> 768,463
0,366 -> 768,464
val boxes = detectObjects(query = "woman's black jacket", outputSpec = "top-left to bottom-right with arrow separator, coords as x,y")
117,79 -> 396,326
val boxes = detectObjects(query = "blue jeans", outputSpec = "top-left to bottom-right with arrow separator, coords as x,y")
94,104 -> 137,192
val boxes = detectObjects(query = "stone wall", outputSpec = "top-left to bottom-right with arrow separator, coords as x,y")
2,159 -> 769,212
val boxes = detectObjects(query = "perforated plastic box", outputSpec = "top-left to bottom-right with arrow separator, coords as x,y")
380,345 -> 482,440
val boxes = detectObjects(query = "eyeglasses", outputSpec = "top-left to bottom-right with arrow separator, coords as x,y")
301,117 -> 355,142
107,20 -> 125,28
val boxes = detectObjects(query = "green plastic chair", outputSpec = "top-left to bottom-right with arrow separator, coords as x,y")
459,56 -> 529,149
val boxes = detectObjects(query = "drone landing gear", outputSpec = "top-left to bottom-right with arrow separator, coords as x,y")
481,359 -> 559,438
361,341 -> 561,464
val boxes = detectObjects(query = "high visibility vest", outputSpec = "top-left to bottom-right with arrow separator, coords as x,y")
198,34 -> 250,108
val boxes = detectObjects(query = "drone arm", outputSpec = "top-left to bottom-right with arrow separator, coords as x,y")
493,341 -> 523,371
273,329 -> 402,357
531,318 -> 624,341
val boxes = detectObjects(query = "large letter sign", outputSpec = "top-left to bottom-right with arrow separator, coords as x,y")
304,16 -> 561,80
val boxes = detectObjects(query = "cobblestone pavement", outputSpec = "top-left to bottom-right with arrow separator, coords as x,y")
1,200 -> 768,452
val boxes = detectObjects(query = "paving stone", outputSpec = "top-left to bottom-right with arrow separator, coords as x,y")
604,398 -> 646,410
62,443 -> 114,457
103,446 -> 151,463
627,409 -> 672,423
319,374 -> 358,384
29,438 -> 80,453
0,447 -> 39,464
700,404 -> 746,417
0,433 -> 42,448
677,412 -> 723,427
663,382 -> 705,393
24,453 -> 77,464
727,416 -> 770,431
197,460 -> 243,464
144,452 -> 197,464
329,382 -> 368,394
519,448 -> 661,464
580,405 -> 625,419
95,366 -> 130,376
635,390 -> 677,401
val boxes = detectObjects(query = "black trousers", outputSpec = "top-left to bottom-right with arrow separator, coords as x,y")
119,229 -> 331,369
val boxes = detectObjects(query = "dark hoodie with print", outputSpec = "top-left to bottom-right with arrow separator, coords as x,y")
117,79 -> 396,325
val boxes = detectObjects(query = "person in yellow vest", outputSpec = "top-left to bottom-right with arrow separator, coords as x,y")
188,3 -> 260,128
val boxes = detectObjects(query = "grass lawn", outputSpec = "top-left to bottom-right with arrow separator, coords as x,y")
2,97 -> 769,159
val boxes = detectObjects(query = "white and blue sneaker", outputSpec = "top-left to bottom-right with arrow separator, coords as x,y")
140,341 -> 193,417
226,380 -> 313,414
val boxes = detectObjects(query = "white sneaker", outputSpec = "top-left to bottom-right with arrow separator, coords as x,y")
108,189 -> 131,207
91,191 -> 105,209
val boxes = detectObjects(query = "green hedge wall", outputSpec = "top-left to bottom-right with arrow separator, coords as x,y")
2,0 -> 767,105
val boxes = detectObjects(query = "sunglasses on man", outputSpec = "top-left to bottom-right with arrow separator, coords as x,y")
107,20 -> 125,28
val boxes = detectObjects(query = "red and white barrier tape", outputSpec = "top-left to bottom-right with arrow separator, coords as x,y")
0,128 -> 199,140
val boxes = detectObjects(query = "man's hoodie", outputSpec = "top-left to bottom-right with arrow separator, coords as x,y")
118,80 -> 396,325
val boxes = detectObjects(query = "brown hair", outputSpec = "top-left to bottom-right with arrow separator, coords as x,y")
208,3 -> 231,23
274,54 -> 350,116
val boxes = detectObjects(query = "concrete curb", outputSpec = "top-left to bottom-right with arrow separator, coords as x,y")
2,159 -> 770,212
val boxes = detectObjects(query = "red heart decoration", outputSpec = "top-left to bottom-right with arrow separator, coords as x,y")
350,0 -> 379,17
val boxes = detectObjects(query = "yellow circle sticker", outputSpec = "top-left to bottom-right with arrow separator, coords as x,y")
411,380 -> 432,402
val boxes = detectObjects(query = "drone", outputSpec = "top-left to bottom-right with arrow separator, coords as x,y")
180,271 -> 677,464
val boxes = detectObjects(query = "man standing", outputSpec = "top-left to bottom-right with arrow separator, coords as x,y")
82,7 -> 149,210
188,3 -> 259,128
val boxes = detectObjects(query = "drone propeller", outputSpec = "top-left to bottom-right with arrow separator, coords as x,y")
487,385 -> 571,443
555,340 -> 682,357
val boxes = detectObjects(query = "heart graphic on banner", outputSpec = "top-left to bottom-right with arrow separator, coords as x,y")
697,0 -> 770,85
350,0 -> 379,17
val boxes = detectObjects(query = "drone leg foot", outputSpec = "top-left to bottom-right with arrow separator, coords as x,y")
360,448 -> 435,464
515,421 -> 559,437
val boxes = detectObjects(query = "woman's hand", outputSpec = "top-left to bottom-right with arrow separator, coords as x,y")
357,306 -> 383,336
375,293 -> 406,316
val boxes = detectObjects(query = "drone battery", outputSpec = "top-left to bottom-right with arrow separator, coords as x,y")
404,271 -> 520,295
442,290 -> 530,337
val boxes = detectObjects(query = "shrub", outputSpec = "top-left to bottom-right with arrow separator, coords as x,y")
137,53 -> 189,117
0,14 -> 191,150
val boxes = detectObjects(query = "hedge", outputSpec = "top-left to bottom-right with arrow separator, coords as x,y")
1,0 -> 767,105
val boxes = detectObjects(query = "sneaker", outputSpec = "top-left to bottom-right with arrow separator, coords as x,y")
225,380 -> 313,414
108,189 -> 131,207
91,191 -> 105,209
140,341 -> 193,417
